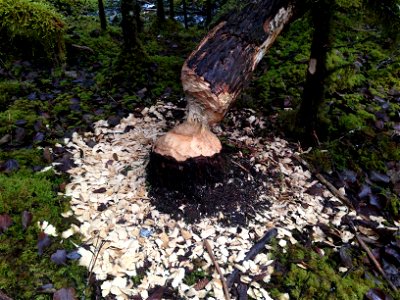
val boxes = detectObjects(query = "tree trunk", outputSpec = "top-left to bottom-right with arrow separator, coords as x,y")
169,0 -> 174,19
157,0 -> 166,23
205,0 -> 212,26
182,0 -> 188,29
135,0 -> 143,32
297,0 -> 332,144
98,0 -> 107,30
182,0 -> 298,125
154,0 -> 301,161
121,0 -> 138,49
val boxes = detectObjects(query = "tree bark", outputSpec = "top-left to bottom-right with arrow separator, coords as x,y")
157,0 -> 166,23
121,0 -> 139,49
297,0 -> 332,144
205,0 -> 212,26
182,0 -> 188,29
169,0 -> 175,19
182,0 -> 298,124
98,0 -> 107,30
154,0 -> 301,161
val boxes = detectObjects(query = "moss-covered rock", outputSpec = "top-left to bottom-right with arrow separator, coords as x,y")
0,0 -> 66,63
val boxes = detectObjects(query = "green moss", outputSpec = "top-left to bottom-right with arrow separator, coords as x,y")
183,268 -> 209,286
269,244 -> 379,300
0,169 -> 89,298
0,99 -> 46,137
0,80 -> 35,110
0,0 -> 66,63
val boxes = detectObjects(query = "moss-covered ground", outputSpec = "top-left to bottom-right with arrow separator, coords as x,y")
0,0 -> 399,298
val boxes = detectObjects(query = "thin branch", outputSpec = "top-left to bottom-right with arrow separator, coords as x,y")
227,228 -> 277,288
347,220 -> 398,292
292,153 -> 354,209
203,240 -> 230,300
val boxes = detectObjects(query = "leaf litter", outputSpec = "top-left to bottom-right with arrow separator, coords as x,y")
55,102 -> 399,299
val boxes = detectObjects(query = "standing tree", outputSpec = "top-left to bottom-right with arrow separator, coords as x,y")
121,0 -> 139,49
98,0 -> 107,30
157,0 -> 166,23
296,0 -> 332,144
297,0 -> 400,144
182,0 -> 188,29
205,0 -> 212,25
169,0 -> 175,19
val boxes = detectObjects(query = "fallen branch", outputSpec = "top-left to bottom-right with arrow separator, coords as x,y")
71,44 -> 95,53
226,228 -> 277,288
292,153 -> 354,209
203,240 -> 230,300
347,220 -> 398,292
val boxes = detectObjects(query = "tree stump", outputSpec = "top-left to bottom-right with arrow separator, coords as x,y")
149,0 -> 299,190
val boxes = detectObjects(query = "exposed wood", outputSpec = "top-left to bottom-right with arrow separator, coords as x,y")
227,228 -> 277,288
204,240 -> 231,300
182,0 -> 296,124
154,0 -> 299,163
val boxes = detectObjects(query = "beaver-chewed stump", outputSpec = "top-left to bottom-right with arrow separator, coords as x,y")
147,0 -> 299,193
147,151 -> 227,191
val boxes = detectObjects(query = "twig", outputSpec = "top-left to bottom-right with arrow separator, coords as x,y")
203,240 -> 230,300
0,291 -> 13,300
227,228 -> 278,288
231,160 -> 251,175
347,220 -> 398,292
292,153 -> 354,209
71,44 -> 94,53
87,239 -> 107,285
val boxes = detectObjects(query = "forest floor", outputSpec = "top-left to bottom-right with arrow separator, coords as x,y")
0,2 -> 399,300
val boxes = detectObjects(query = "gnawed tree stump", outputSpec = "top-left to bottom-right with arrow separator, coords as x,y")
150,0 -> 299,189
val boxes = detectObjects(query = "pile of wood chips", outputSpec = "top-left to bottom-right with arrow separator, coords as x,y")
59,102 -> 389,299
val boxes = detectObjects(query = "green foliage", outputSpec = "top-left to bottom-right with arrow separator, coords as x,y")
269,244 -> 378,300
0,80 -> 35,110
0,169 -> 89,298
150,55 -> 184,98
0,99 -> 46,137
0,0 -> 66,62
183,268 -> 209,286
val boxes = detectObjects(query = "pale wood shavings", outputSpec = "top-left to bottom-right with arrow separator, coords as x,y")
59,104 -> 363,299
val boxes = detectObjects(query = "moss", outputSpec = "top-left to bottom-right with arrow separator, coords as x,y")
0,169 -> 89,298
268,244 -> 379,300
0,80 -> 35,110
0,99 -> 46,137
0,0 -> 66,63
183,268 -> 209,286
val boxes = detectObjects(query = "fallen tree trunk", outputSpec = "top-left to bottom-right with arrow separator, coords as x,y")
151,0 -> 302,188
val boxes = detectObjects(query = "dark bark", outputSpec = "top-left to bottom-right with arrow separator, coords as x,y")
157,0 -> 166,23
182,0 -> 299,121
205,0 -> 212,26
182,0 -> 188,29
169,0 -> 175,19
297,0 -> 332,143
98,0 -> 107,30
121,0 -> 139,49
135,0 -> 143,32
